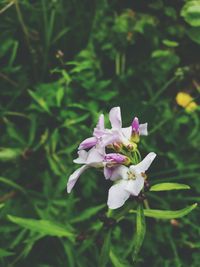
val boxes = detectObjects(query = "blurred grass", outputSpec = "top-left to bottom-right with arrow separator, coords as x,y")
0,0 -> 200,266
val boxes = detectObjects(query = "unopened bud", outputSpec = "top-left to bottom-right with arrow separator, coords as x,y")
113,142 -> 123,152
126,142 -> 137,151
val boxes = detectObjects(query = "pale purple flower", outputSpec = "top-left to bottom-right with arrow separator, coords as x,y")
107,152 -> 156,209
78,114 -> 105,150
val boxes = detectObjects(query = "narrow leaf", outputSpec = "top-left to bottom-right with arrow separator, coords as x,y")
0,248 -> 14,258
109,250 -> 127,267
99,230 -> 111,267
0,176 -> 26,193
129,203 -> 197,219
7,215 -> 75,241
132,204 -> 146,263
150,182 -> 190,191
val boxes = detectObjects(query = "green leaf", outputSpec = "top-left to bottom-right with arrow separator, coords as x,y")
0,148 -> 22,161
181,1 -> 200,27
162,39 -> 179,47
7,215 -> 75,242
56,87 -> 65,107
0,176 -> 26,193
70,204 -> 105,223
132,204 -> 146,263
0,248 -> 14,258
187,27 -> 200,44
28,90 -> 51,113
99,230 -> 111,267
129,204 -> 197,219
0,204 -> 5,209
109,250 -> 127,267
150,182 -> 190,191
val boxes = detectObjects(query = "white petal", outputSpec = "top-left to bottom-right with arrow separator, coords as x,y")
109,107 -> 122,129
86,147 -> 104,166
107,180 -> 130,209
130,152 -> 156,173
100,132 -> 120,147
74,150 -> 88,164
109,165 -> 129,181
96,114 -> 104,130
67,165 -> 89,193
125,176 -> 144,196
139,123 -> 148,136
121,126 -> 132,140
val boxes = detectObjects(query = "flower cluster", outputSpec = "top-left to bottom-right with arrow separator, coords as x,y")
67,107 -> 156,209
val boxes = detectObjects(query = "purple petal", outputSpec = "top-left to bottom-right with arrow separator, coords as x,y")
125,176 -> 144,196
139,123 -> 148,136
107,180 -> 130,209
78,137 -> 97,150
130,152 -> 156,173
109,107 -> 122,129
67,165 -> 89,193
131,117 -> 139,133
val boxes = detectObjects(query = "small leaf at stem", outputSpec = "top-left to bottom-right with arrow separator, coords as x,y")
132,204 -> 146,263
129,203 -> 197,219
150,182 -> 190,191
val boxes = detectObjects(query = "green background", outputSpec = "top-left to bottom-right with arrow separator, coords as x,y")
0,0 -> 200,266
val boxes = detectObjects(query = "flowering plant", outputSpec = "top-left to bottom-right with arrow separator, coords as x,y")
67,107 -> 197,263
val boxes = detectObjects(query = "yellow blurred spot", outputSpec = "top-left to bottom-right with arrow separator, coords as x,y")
176,92 -> 198,113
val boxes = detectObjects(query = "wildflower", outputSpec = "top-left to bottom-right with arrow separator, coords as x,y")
176,92 -> 198,113
107,152 -> 156,209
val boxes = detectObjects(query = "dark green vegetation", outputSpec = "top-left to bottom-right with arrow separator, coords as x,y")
0,0 -> 200,266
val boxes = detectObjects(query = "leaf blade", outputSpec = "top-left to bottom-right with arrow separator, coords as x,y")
129,203 -> 197,219
150,182 -> 190,192
7,215 -> 75,242
132,204 -> 146,263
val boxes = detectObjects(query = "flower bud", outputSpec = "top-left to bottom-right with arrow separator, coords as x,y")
104,153 -> 130,166
113,142 -> 123,152
131,117 -> 140,143
132,117 -> 139,133
126,142 -> 137,151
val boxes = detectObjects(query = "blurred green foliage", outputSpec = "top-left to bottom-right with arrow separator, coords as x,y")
0,0 -> 200,266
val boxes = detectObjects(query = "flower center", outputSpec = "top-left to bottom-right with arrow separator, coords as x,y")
127,171 -> 136,180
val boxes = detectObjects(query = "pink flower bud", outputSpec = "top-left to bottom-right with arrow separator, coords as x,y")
131,117 -> 139,134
